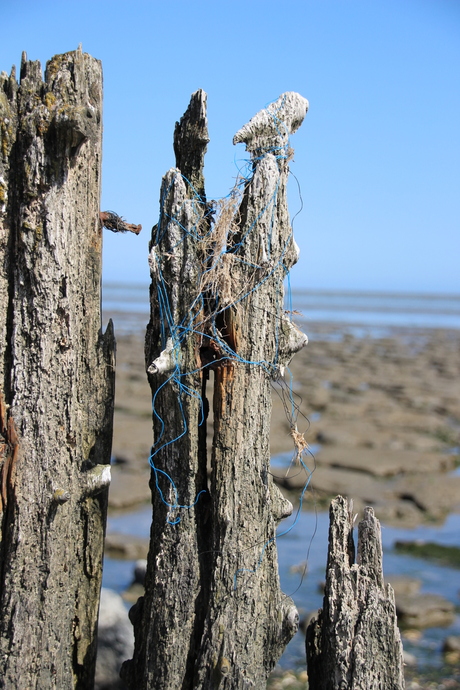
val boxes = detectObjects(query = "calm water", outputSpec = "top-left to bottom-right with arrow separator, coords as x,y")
102,282 -> 460,334
102,283 -> 460,672
105,506 -> 460,671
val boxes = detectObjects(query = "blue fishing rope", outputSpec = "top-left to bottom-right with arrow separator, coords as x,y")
149,101 -> 304,530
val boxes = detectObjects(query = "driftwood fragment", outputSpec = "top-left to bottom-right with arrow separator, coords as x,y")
99,210 -> 142,234
306,496 -> 405,690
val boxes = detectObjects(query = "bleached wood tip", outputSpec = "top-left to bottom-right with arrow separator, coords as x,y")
233,92 -> 309,152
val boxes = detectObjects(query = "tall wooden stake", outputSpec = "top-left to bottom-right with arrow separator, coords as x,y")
0,49 -> 114,688
122,90 -> 309,689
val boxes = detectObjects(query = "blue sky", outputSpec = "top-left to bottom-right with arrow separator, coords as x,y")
2,0 -> 459,293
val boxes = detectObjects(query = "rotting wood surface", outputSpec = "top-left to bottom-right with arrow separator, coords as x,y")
306,496 -> 405,690
122,91 -> 309,689
0,49 -> 114,689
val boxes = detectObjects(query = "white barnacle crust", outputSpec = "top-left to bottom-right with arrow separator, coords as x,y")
148,245 -> 160,279
284,318 -> 308,353
83,464 -> 111,496
270,482 -> 293,522
274,318 -> 308,377
147,337 -> 176,375
285,604 -> 300,635
291,237 -> 301,263
0,175 -> 6,213
233,92 -> 309,153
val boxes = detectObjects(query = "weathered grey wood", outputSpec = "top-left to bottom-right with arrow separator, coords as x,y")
173,89 -> 209,200
122,91 -> 309,689
306,496 -> 405,690
0,48 -> 114,689
122,90 -> 211,690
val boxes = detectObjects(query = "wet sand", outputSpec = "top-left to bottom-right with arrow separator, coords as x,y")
109,323 -> 460,528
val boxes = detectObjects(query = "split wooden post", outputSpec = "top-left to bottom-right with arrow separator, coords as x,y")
0,49 -> 114,688
122,91 -> 309,689
306,496 -> 405,690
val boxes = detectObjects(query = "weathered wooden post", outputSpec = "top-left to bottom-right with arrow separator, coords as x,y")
306,496 -> 405,689
0,49 -> 114,688
121,91 -> 309,689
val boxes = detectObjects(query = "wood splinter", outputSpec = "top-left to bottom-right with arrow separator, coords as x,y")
99,211 -> 142,235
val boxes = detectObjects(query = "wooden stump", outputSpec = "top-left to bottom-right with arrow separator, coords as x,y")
306,496 -> 405,690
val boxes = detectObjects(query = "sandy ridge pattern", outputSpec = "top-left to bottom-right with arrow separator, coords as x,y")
109,325 -> 460,528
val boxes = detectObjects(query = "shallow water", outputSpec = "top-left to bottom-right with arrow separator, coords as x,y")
102,284 -> 460,672
104,505 -> 460,671
102,284 -> 460,335
292,289 -> 460,331
278,510 -> 460,670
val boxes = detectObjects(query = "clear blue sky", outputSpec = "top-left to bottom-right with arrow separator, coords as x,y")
2,0 -> 459,293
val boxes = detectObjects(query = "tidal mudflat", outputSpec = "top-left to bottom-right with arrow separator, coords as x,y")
105,323 -> 460,688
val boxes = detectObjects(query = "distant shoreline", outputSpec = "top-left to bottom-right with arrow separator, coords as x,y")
102,283 -> 460,335
103,309 -> 460,340
103,281 -> 460,299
